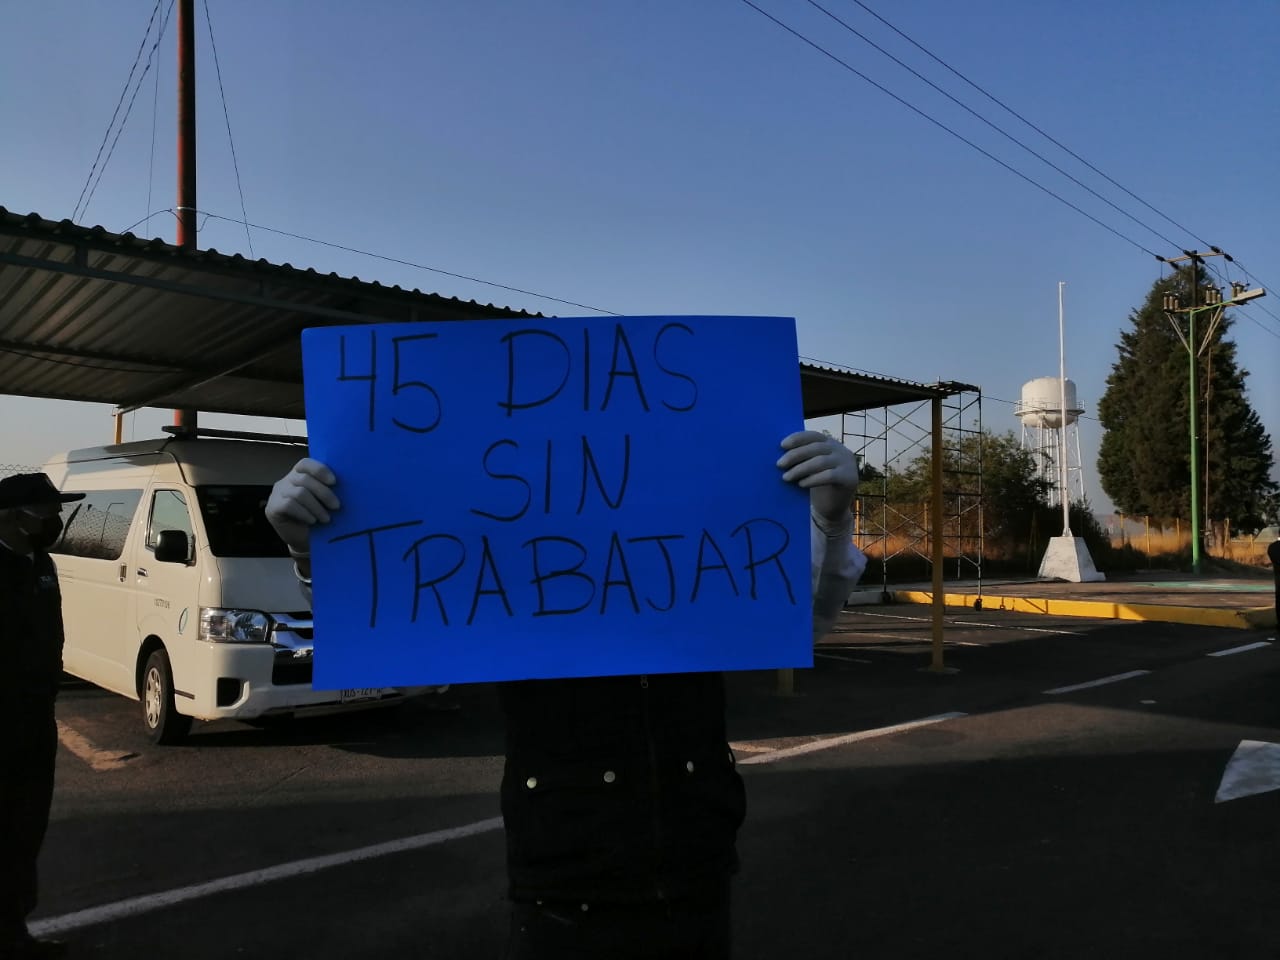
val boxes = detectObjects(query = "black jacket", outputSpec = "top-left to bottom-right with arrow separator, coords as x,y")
0,545 -> 65,704
499,671 -> 746,903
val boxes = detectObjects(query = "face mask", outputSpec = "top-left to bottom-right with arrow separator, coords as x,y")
18,512 -> 64,551
32,515 -> 66,550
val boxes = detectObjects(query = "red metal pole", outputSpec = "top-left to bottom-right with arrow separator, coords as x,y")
175,0 -> 198,431
176,0 -> 196,249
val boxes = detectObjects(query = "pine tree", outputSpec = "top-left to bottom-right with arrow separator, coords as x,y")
1097,272 -> 1277,530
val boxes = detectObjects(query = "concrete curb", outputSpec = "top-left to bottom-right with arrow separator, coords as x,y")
889,589 -> 1277,631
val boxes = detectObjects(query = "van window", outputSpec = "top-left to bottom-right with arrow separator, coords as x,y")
148,490 -> 195,554
53,489 -> 144,560
195,485 -> 289,558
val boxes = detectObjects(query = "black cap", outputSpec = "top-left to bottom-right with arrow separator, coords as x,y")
0,473 -> 86,510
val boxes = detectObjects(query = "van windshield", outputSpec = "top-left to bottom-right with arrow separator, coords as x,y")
195,485 -> 289,558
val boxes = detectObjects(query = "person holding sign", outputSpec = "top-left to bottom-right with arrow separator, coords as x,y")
266,429 -> 865,959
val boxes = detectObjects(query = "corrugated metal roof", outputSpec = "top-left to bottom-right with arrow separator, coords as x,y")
0,207 -> 973,420
0,207 -> 537,419
798,359 -> 968,417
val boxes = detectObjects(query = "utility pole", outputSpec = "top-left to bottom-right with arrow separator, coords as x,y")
108,0 -> 198,445
174,0 -> 199,434
1158,249 -> 1266,575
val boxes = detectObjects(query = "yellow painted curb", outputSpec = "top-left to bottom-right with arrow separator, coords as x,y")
891,590 -> 1277,631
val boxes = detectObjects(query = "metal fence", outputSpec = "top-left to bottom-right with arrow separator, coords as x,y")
0,464 -> 41,478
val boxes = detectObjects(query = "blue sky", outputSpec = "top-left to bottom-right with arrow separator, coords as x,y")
3,0 -> 1278,514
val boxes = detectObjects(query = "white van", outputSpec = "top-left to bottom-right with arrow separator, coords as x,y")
42,434 -> 416,743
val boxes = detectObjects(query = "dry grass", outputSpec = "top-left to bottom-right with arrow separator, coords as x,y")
853,506 -> 1278,577
1209,539 -> 1276,569
1111,525 -> 1276,570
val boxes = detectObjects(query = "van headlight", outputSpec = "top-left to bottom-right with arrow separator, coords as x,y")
200,608 -> 272,643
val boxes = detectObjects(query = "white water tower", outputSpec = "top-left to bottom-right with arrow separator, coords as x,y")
1015,376 -> 1087,507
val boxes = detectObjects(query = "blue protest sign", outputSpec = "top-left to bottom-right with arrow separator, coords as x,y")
301,315 -> 809,686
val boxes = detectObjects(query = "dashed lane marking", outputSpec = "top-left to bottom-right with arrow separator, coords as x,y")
56,721 -> 137,772
1042,670 -> 1150,695
30,816 -> 505,937
1207,640 -> 1273,657
738,712 -> 969,766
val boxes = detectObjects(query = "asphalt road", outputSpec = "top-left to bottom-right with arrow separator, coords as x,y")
33,606 -> 1280,959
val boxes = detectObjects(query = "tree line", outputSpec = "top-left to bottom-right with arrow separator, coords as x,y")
852,273 -> 1276,575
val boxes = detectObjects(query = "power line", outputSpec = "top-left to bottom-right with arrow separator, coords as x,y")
144,0 -> 175,239
81,13 -> 176,225
121,208 -> 178,235
828,0 -> 1279,337
196,212 -> 618,315
735,0 -> 1161,258
982,391 -> 1103,425
1226,304 -> 1280,340
1225,256 -> 1280,314
73,0 -> 165,222
1186,256 -> 1280,334
747,1 -> 1280,338
1158,255 -> 1280,338
842,0 -> 1218,254
202,0 -> 254,258
803,0 -> 1187,254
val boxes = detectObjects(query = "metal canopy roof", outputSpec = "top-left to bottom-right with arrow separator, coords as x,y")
0,207 -> 538,419
0,208 -> 967,420
798,361 -> 964,418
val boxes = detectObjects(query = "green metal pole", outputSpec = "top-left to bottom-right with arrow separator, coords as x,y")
1188,307 -> 1201,575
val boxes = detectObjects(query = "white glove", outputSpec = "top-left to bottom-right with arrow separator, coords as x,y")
265,458 -> 341,555
777,431 -> 859,529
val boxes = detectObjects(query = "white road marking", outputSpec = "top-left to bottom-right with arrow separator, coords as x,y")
815,651 -> 873,663
1042,670 -> 1150,695
1215,740 -> 1280,803
834,634 -> 983,650
852,611 -> 946,622
852,609 -> 1084,636
55,721 -> 136,772
1206,640 -> 1273,657
960,619 -> 1083,636
828,631 -> 917,642
29,816 -> 505,937
738,712 -> 968,766
40,621 -> 1266,933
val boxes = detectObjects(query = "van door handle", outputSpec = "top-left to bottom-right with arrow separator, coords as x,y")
137,567 -> 149,578
118,563 -> 127,583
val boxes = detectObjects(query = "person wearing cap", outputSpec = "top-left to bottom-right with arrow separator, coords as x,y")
266,430 -> 866,959
0,473 -> 83,959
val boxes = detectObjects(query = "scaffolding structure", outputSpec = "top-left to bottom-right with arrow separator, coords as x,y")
839,384 -> 984,599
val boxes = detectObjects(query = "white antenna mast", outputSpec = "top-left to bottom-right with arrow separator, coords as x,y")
1058,281 -> 1071,535
1036,280 -> 1103,582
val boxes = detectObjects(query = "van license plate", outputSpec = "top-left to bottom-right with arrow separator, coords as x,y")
340,688 -> 380,703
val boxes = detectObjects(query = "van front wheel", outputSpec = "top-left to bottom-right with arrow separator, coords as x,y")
143,649 -> 192,745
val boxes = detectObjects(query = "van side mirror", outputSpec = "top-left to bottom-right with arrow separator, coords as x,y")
155,530 -> 191,564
